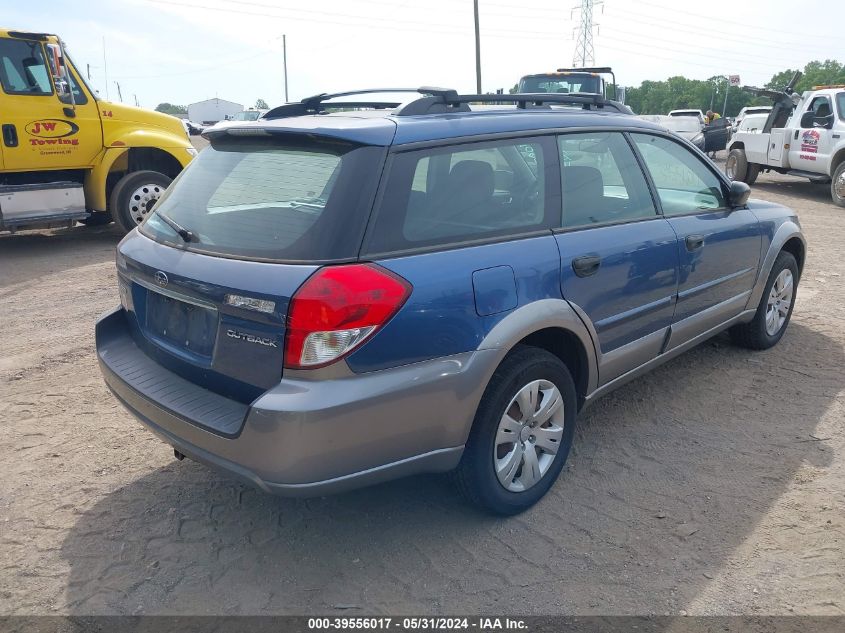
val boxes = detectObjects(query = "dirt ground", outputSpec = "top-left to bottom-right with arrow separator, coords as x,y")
0,154 -> 843,616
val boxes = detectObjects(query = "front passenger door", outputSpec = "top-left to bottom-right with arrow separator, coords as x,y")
631,133 -> 761,350
554,132 -> 679,386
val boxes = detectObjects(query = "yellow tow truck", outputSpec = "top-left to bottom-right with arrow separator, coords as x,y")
0,29 -> 196,233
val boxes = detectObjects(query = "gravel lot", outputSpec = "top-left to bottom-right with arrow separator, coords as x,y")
0,155 -> 843,616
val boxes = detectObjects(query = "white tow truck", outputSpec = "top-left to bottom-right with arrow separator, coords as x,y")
725,72 -> 845,207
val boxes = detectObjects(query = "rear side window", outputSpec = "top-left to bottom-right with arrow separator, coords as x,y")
366,137 -> 556,254
631,133 -> 726,214
0,38 -> 52,95
141,137 -> 384,262
558,132 -> 656,227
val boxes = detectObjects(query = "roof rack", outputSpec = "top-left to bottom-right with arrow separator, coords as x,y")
262,88 -> 461,119
260,87 -> 630,120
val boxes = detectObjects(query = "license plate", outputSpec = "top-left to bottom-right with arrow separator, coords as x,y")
146,290 -> 217,357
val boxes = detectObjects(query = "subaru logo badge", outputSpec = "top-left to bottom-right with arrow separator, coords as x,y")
154,271 -> 169,287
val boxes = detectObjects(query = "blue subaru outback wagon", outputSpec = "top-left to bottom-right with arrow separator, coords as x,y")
96,88 -> 805,515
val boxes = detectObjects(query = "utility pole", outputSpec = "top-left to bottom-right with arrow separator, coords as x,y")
134,94 -> 139,107
283,34 -> 289,102
114,81 -> 123,103
722,76 -> 729,115
102,37 -> 109,100
473,0 -> 481,93
572,0 -> 602,67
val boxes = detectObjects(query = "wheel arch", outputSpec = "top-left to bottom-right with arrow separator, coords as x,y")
830,146 -> 845,177
477,298 -> 599,408
747,221 -> 806,309
84,144 -> 190,212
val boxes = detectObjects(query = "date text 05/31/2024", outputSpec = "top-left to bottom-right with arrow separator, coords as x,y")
307,617 -> 528,630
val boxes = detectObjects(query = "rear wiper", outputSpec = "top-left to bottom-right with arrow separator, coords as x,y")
156,211 -> 194,243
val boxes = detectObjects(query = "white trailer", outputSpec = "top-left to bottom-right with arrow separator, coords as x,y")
187,98 -> 243,125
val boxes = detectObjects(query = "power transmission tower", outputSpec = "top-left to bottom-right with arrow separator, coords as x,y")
572,0 -> 602,67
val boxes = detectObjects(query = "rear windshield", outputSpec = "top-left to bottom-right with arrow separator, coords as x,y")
141,137 -> 384,262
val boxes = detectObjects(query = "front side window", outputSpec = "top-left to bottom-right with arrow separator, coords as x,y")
632,133 -> 726,215
0,38 -> 52,95
141,136 -> 384,261
366,137 -> 554,254
558,132 -> 656,228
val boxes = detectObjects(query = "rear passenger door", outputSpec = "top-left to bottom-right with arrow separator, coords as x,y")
554,132 -> 679,386
357,136 -> 564,372
631,133 -> 761,350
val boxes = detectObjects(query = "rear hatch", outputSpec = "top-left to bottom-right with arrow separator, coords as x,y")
118,130 -> 387,402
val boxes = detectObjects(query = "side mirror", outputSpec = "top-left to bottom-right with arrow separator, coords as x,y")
45,43 -> 70,96
728,180 -> 751,208
800,111 -> 814,128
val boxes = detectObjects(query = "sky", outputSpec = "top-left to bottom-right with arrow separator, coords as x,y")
5,0 -> 843,111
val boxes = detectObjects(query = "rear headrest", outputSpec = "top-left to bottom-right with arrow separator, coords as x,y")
448,160 -> 495,200
562,165 -> 604,225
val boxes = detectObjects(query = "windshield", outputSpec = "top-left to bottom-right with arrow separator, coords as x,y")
140,137 -> 384,262
739,114 -> 768,131
519,74 -> 602,94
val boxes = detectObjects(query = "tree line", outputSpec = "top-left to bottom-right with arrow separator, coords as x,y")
623,60 -> 844,116
154,99 -> 269,116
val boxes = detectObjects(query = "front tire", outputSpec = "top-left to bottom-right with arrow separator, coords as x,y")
730,251 -> 798,350
832,161 -> 845,208
111,170 -> 172,233
454,346 -> 577,515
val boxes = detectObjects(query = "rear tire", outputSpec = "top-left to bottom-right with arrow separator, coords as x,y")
453,346 -> 577,515
730,251 -> 798,350
111,170 -> 172,233
832,161 -> 845,208
726,149 -> 758,185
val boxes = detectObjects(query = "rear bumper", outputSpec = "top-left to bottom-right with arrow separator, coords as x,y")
96,309 -> 497,496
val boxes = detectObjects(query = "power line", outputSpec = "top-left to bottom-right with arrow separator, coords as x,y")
631,0 -> 842,41
608,6 -> 837,58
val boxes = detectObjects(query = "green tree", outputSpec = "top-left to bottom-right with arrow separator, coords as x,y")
766,60 -> 845,92
255,98 -> 269,109
154,103 -> 187,116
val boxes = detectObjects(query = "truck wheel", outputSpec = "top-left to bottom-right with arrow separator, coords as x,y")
111,170 -> 172,233
832,162 -> 845,208
730,251 -> 798,350
726,149 -> 758,184
453,346 -> 577,515
79,212 -> 113,227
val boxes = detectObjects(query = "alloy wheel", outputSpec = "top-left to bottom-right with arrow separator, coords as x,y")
493,379 -> 565,492
765,269 -> 794,336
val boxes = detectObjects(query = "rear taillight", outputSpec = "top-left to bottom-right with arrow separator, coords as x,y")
284,263 -> 412,369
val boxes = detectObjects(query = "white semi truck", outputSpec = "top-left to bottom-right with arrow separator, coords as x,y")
725,72 -> 845,207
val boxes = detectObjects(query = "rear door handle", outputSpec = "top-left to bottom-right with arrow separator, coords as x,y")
1,124 -> 17,148
572,255 -> 601,277
685,234 -> 705,251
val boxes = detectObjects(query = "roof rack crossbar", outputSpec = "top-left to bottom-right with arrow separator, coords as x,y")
396,91 -> 628,115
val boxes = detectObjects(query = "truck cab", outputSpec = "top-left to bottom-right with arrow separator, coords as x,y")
0,29 -> 196,233
726,74 -> 845,207
518,67 -> 618,99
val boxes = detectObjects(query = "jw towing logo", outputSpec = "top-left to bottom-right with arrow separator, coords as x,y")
25,119 -> 80,146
